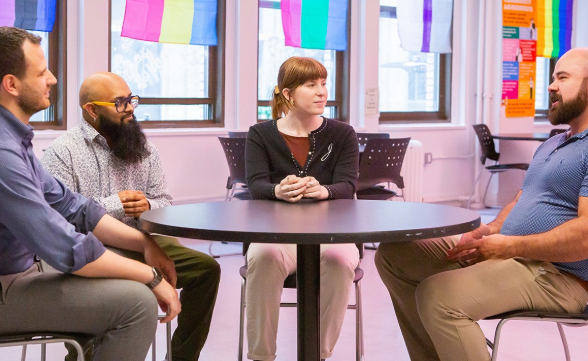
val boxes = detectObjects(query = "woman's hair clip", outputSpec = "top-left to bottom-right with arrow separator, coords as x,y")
274,85 -> 280,95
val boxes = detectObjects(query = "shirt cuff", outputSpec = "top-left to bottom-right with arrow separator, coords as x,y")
71,233 -> 107,272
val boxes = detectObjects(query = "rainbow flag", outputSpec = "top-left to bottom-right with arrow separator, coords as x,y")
396,0 -> 453,53
121,0 -> 217,46
0,0 -> 56,32
281,0 -> 348,51
536,0 -> 573,58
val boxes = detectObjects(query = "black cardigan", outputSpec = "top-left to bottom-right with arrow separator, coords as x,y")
245,117 -> 359,200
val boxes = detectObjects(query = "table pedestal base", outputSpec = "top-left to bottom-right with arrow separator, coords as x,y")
297,244 -> 320,361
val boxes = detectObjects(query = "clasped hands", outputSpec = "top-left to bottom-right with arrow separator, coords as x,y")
446,223 -> 512,265
118,190 -> 150,217
276,175 -> 328,202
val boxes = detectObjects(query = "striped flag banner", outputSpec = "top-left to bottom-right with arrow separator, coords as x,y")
281,0 -> 348,51
536,0 -> 573,58
396,0 -> 453,53
121,0 -> 218,46
0,0 -> 56,32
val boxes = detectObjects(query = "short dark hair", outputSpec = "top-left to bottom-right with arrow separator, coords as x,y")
0,27 -> 42,82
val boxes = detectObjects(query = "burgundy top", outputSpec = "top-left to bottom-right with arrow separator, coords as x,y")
280,132 -> 310,167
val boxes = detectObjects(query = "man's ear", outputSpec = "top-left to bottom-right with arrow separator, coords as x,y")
1,75 -> 20,97
83,103 -> 99,120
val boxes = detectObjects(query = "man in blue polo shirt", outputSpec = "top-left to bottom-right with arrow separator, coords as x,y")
375,47 -> 588,361
0,27 -> 181,361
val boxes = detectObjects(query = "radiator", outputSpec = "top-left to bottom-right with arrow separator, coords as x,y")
399,140 -> 424,202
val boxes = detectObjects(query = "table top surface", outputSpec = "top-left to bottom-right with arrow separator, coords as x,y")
139,200 -> 480,244
492,132 -> 550,141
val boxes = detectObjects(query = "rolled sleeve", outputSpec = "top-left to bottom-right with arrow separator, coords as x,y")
71,232 -> 106,272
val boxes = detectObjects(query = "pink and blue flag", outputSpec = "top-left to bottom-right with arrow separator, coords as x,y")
281,0 -> 348,51
0,0 -> 56,32
121,0 -> 217,46
397,0 -> 453,53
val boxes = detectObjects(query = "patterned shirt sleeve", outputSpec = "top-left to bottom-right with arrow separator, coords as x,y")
145,146 -> 173,210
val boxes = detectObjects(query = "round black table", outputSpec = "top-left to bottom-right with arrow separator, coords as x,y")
140,199 -> 480,361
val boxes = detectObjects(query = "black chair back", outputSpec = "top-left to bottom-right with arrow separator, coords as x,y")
472,124 -> 500,164
549,128 -> 566,138
356,132 -> 390,148
228,131 -> 248,138
218,137 -> 248,188
357,138 -> 410,191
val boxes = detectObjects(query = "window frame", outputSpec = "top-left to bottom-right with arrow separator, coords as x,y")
534,57 -> 556,120
378,5 -> 452,124
256,0 -> 350,123
30,0 -> 67,130
107,0 -> 226,128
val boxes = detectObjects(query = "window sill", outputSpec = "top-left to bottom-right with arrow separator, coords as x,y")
143,128 -> 239,137
377,122 -> 467,132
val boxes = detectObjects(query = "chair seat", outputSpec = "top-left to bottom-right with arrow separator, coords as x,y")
356,186 -> 397,200
233,190 -> 252,200
0,332 -> 90,343
239,265 -> 364,287
485,163 -> 529,172
486,309 -> 588,322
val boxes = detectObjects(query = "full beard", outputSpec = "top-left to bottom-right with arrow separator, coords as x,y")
98,114 -> 150,164
548,79 -> 588,126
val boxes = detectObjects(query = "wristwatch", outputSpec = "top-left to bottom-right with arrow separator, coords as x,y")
146,267 -> 163,290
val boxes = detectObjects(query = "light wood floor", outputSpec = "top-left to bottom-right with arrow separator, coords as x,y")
3,208 -> 588,360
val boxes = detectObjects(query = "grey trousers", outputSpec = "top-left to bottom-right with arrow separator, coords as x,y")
0,262 -> 158,361
374,236 -> 588,361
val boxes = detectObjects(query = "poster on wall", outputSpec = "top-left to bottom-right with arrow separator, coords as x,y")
501,0 -> 536,118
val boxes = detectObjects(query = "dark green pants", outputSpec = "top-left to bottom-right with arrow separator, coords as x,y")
63,236 -> 221,361
153,235 -> 221,361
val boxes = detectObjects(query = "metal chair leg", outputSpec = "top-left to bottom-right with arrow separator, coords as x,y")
238,277 -> 246,361
467,170 -> 484,209
21,344 -> 26,361
556,323 -> 571,361
166,319 -> 172,361
355,280 -> 364,361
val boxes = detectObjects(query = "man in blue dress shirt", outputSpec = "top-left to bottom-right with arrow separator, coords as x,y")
376,48 -> 588,361
0,27 -> 181,361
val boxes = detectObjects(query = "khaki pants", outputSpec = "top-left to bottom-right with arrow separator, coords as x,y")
246,243 -> 359,361
375,236 -> 588,361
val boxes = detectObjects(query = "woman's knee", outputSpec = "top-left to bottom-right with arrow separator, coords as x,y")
321,245 -> 358,275
247,244 -> 291,276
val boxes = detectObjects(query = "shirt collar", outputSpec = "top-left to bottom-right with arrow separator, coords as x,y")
0,104 -> 34,146
80,118 -> 109,148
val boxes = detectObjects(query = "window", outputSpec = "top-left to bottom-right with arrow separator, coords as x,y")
534,56 -> 556,118
378,0 -> 451,123
30,0 -> 66,130
109,0 -> 225,128
257,0 -> 349,122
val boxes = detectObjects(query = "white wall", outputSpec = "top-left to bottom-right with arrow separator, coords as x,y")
32,0 -> 512,204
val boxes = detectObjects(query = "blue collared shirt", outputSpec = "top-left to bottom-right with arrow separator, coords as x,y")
501,128 -> 588,280
0,105 -> 106,275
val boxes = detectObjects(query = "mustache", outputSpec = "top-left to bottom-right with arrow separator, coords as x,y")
549,92 -> 562,105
